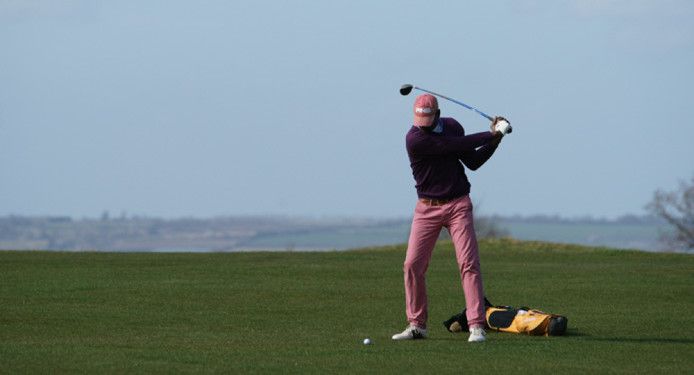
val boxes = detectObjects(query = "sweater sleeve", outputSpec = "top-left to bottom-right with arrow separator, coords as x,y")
459,136 -> 501,170
407,130 -> 496,157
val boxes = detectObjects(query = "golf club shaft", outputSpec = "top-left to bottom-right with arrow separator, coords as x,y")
413,86 -> 493,121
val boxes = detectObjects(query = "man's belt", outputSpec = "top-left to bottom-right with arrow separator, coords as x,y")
419,198 -> 453,206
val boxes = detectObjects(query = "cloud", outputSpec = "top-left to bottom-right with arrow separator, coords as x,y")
510,0 -> 693,51
569,0 -> 694,51
570,0 -> 656,16
0,0 -> 97,23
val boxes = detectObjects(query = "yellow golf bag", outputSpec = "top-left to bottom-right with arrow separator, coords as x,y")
444,298 -> 568,336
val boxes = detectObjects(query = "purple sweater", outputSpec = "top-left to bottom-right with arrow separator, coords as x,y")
406,117 -> 500,200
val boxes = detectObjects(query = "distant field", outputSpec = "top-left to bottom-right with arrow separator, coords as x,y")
239,220 -> 668,252
1,215 -> 672,252
237,221 -> 412,251
499,220 -> 667,251
1,239 -> 692,373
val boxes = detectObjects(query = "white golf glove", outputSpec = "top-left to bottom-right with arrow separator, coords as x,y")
494,119 -> 513,135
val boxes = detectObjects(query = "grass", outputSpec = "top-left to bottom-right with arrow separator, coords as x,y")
1,238 -> 693,373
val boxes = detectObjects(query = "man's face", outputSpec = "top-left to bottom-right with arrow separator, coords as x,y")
413,94 -> 439,127
420,109 -> 440,130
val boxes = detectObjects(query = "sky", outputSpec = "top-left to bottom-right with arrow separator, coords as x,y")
1,0 -> 693,219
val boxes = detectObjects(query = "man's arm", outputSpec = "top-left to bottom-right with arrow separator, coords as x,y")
459,116 -> 508,170
407,130 -> 497,157
459,135 -> 501,171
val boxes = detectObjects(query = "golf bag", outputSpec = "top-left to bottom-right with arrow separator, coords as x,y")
443,298 -> 568,336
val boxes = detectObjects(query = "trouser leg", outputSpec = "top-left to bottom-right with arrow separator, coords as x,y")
446,195 -> 486,328
404,201 -> 442,328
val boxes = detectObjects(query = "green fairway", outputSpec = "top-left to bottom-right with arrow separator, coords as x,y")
1,239 -> 693,373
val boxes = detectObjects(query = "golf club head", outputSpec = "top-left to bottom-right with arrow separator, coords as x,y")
399,84 -> 414,96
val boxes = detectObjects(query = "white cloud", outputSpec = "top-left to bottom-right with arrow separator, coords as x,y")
570,0 -> 656,16
569,0 -> 694,50
0,0 -> 97,23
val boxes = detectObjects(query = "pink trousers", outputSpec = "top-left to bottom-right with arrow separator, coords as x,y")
403,195 -> 486,328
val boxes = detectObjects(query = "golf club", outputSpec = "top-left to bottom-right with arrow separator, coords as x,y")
400,84 -> 495,122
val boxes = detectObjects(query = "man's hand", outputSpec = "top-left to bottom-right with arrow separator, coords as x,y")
491,116 -> 512,136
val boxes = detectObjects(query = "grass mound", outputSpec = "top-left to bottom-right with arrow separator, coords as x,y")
1,239 -> 692,373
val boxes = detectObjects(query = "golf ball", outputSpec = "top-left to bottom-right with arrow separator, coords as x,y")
363,338 -> 372,345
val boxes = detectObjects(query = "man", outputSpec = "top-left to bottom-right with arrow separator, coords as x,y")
392,93 -> 508,343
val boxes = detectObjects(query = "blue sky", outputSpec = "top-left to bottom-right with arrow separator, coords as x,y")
1,0 -> 693,219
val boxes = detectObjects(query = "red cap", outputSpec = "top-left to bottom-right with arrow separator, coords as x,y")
413,94 -> 438,127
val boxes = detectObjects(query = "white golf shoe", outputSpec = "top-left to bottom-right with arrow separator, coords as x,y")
468,326 -> 486,343
391,324 -> 428,340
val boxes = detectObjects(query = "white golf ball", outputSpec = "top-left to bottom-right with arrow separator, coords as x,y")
363,338 -> 372,345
